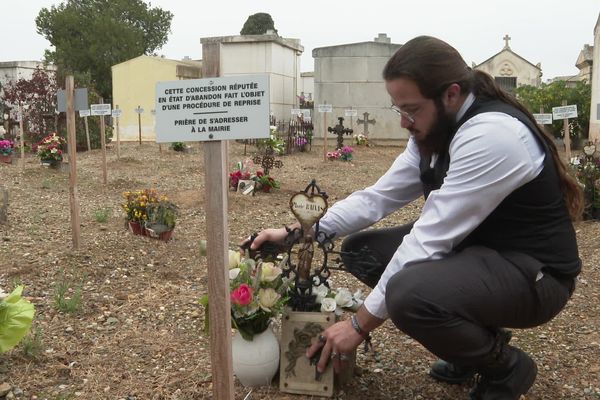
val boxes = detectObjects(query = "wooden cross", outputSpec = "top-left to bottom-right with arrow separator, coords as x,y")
357,112 -> 376,136
327,117 -> 353,149
503,34 -> 511,49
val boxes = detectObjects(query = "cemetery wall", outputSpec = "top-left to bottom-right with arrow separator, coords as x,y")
590,14 -> 600,141
313,39 -> 408,145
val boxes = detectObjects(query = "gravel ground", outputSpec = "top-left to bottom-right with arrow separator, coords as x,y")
0,141 -> 598,400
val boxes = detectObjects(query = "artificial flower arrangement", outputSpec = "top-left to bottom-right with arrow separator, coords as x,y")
0,139 -> 14,156
258,126 -> 285,155
254,170 -> 281,193
200,245 -> 291,340
121,189 -> 161,223
229,159 -> 254,190
36,133 -> 66,162
0,286 -> 35,354
353,133 -> 369,147
294,136 -> 309,151
310,279 -> 364,315
327,146 -> 354,162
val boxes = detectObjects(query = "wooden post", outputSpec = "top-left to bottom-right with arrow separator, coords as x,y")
18,105 -> 25,172
323,104 -> 328,162
99,98 -> 108,185
138,107 -> 142,145
562,100 -> 572,161
202,41 -> 235,400
115,105 -> 121,159
66,75 -> 81,250
84,116 -> 91,152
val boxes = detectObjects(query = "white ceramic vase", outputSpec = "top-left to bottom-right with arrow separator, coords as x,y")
231,327 -> 280,387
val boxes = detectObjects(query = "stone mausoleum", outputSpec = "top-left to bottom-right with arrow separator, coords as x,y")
312,33 -> 403,145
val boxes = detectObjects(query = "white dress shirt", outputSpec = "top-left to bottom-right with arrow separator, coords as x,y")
319,94 -> 546,319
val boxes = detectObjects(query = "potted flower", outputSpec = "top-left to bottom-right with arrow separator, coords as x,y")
253,170 -> 280,193
171,142 -> 187,152
144,197 -> 178,241
199,249 -> 290,386
121,189 -> 160,235
0,139 -> 14,164
294,136 -> 309,152
339,145 -> 354,161
36,133 -> 66,168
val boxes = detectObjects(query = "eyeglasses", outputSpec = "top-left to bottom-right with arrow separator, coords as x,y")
390,104 -> 422,124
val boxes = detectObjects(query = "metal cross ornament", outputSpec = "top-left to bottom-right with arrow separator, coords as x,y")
252,152 -> 283,176
327,117 -> 353,150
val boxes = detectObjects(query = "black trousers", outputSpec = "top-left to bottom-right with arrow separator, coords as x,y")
340,223 -> 575,367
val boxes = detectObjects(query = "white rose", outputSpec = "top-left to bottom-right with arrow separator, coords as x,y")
229,268 -> 241,280
260,262 -> 282,282
334,288 -> 354,308
320,297 -> 337,313
258,288 -> 280,311
352,289 -> 364,308
228,250 -> 241,269
312,284 -> 329,304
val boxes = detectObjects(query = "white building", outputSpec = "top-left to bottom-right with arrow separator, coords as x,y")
473,35 -> 542,90
201,33 -> 304,123
312,33 -> 403,145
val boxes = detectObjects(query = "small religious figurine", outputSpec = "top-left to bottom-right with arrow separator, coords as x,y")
296,235 -> 314,282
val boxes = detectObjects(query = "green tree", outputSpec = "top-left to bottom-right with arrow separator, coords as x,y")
35,0 -> 173,100
514,81 -> 591,141
240,13 -> 277,35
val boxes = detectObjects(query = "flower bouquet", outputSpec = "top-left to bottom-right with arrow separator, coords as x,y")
36,133 -> 66,166
0,139 -> 14,156
294,136 -> 308,152
121,189 -> 162,235
200,247 -> 290,340
253,170 -> 280,193
229,159 -> 253,190
339,145 -> 354,161
353,133 -> 368,146
144,197 -> 178,241
311,281 -> 363,315
0,139 -> 14,163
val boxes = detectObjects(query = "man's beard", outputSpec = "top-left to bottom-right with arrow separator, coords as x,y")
412,98 -> 455,157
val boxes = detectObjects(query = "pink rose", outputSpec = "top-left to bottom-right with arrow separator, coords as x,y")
231,283 -> 253,306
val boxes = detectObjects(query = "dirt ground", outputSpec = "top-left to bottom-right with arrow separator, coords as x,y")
0,141 -> 599,400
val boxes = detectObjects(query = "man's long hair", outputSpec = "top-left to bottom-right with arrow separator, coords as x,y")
383,36 -> 583,220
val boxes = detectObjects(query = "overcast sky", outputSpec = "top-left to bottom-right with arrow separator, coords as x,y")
3,1 -> 599,81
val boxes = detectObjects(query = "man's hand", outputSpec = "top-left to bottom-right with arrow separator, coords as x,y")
306,319 -> 364,374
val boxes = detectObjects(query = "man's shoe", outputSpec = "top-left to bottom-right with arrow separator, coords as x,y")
429,328 -> 513,385
469,345 -> 537,400
429,360 -> 475,384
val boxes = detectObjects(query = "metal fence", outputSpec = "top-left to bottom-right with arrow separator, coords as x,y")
237,118 -> 314,155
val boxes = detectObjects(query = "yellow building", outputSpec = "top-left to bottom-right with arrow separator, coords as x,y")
111,55 -> 202,141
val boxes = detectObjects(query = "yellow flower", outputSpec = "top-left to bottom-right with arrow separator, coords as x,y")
260,262 -> 282,282
228,250 -> 241,269
258,288 -> 280,311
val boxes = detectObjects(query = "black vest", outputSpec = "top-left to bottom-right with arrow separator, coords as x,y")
419,98 -> 581,278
